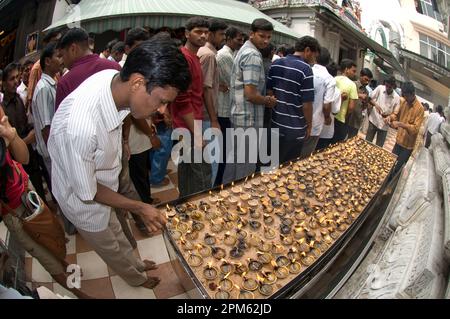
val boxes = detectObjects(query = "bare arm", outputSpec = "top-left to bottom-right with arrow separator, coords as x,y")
0,111 -> 29,164
94,183 -> 167,232
303,101 -> 313,138
244,85 -> 276,108
203,87 -> 220,128
42,126 -> 50,145
22,129 -> 35,145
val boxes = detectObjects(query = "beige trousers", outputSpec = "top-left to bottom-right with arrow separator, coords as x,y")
76,211 -> 147,286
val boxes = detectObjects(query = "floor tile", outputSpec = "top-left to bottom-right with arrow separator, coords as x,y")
137,235 -> 170,265
150,178 -> 176,193
152,188 -> 179,205
110,275 -> 156,299
129,220 -> 155,242
52,282 -> 78,299
65,254 -> 77,271
66,235 -> 76,255
107,248 -> 141,277
168,173 -> 178,187
167,160 -> 178,173
75,233 -> 94,253
31,257 -> 54,283
80,277 -> 115,299
32,282 -> 53,291
76,251 -> 109,280
151,262 -> 185,299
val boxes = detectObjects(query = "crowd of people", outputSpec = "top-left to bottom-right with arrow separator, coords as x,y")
0,16 -> 445,298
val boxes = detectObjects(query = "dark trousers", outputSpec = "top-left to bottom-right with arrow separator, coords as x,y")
128,150 -> 151,229
425,131 -> 432,149
392,143 -> 413,175
215,117 -> 231,186
22,146 -> 46,203
346,125 -> 359,139
332,120 -> 348,144
366,121 -> 388,147
279,138 -> 303,164
316,138 -> 332,151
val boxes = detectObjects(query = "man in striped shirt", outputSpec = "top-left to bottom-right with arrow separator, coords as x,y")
223,19 -> 277,183
267,36 -> 317,164
48,39 -> 190,290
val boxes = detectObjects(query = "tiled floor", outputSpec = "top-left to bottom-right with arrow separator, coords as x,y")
0,132 -> 399,299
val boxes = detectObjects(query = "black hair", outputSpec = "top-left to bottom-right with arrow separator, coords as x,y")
22,60 -> 34,68
401,82 -> 415,95
225,27 -> 242,40
57,28 -> 89,50
260,43 -> 275,59
436,104 -> 443,115
125,27 -> 150,48
2,63 -> 19,82
208,19 -> 228,33
360,68 -> 373,79
185,17 -> 210,31
111,41 -> 125,54
251,18 -> 274,32
317,47 -> 331,66
326,61 -> 338,77
152,32 -> 172,41
295,36 -> 320,53
40,43 -> 58,72
121,37 -> 191,94
0,69 -> 3,81
107,39 -> 119,51
43,30 -> 61,45
385,76 -> 396,86
339,59 -> 356,72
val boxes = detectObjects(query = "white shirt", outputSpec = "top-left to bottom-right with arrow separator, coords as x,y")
427,112 -> 445,135
48,70 -> 129,232
17,81 -> 28,106
129,120 -> 152,155
311,64 -> 338,136
319,86 -> 342,139
32,73 -> 56,159
369,85 -> 400,131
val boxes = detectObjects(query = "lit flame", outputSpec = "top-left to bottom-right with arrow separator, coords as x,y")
309,240 -> 315,247
221,184 -> 224,190
231,181 -> 235,186
166,204 -> 170,210
251,174 -> 255,178
271,260 -> 278,268
207,261 -> 213,268
234,284 -> 241,291
301,252 -> 306,257
223,272 -> 230,280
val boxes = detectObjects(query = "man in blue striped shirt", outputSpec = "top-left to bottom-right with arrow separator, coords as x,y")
267,36 -> 318,164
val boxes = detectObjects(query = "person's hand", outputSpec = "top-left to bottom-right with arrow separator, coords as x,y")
211,120 -> 221,130
150,135 -> 161,150
219,84 -> 229,93
384,116 -> 391,125
0,116 -> 17,145
391,121 -> 400,129
375,105 -> 383,115
265,96 -> 277,108
324,115 -> 332,126
305,126 -> 312,140
341,92 -> 348,101
136,203 -> 167,232
123,140 -> 131,161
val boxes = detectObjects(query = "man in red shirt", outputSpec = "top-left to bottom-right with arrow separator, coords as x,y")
55,28 -> 121,109
170,17 -> 212,197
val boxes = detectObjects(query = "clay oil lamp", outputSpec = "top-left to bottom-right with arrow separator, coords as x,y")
267,182 -> 276,191
228,196 -> 238,208
204,233 -> 217,246
280,234 -> 294,246
251,177 -> 261,187
236,284 -> 255,299
214,286 -> 231,299
287,247 -> 300,261
230,246 -> 244,259
236,226 -> 248,240
224,231 -> 237,246
261,270 -> 277,285
258,240 -> 272,253
300,253 -> 315,267
264,226 -> 276,240
169,229 -> 182,240
249,234 -> 262,247
224,220 -> 235,231
274,208 -> 286,217
203,262 -> 219,280
241,272 -> 259,292
210,219 -> 223,233
248,199 -> 259,209
257,251 -> 273,265
261,175 -> 271,184
297,238 -> 311,253
243,179 -> 253,191
219,187 -> 230,200
192,220 -> 205,232
294,210 -> 307,221
212,246 -> 226,260
275,256 -> 290,268
231,182 -> 243,195
224,211 -> 238,222
271,261 -> 289,279
179,236 -> 194,251
248,258 -> 263,272
187,251 -> 203,267
310,248 -> 321,259
263,204 -> 274,214
293,226 -> 306,240
185,230 -> 199,241
164,204 -> 177,218
240,192 -> 251,203
205,209 -> 217,221
280,194 -> 290,202
197,243 -> 212,258
272,243 -> 286,255
258,277 -> 274,296
177,222 -> 190,233
280,224 -> 291,235
218,273 -> 234,292
237,203 -> 248,215
208,191 -> 219,204
263,214 -> 274,226
250,209 -> 261,219
330,231 -> 340,240
267,190 -> 277,199
219,259 -> 234,275
233,262 -> 248,276
249,220 -> 262,231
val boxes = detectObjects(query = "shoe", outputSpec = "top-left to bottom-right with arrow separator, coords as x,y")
151,177 -> 171,188
140,277 -> 161,289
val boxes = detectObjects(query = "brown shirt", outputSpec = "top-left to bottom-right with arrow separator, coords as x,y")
198,42 -> 219,121
2,93 -> 33,139
391,97 -> 424,150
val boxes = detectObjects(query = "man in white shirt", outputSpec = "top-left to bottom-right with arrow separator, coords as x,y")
17,60 -> 33,107
48,39 -> 191,289
301,47 -> 338,157
366,76 -> 400,147
31,43 -> 62,178
425,104 -> 445,148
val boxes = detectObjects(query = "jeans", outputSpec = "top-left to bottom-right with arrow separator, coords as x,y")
392,143 -> 413,175
332,119 -> 348,144
149,124 -> 173,185
279,138 -> 303,164
346,125 -> 359,139
300,136 -> 319,158
215,117 -> 231,186
366,121 -> 388,147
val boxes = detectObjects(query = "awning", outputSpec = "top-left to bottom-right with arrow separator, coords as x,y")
44,0 -> 301,44
317,7 -> 408,79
